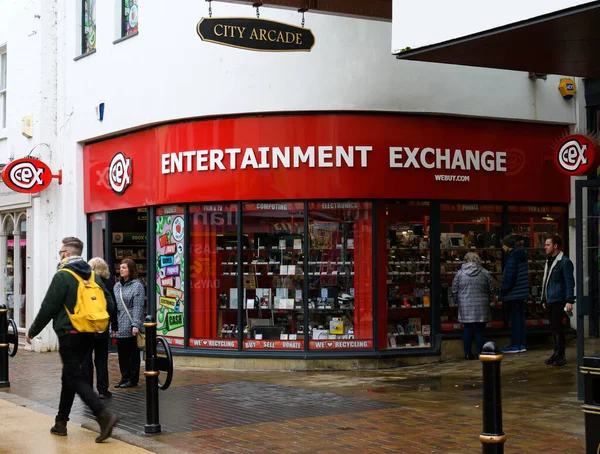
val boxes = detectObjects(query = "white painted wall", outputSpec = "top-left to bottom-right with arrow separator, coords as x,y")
61,0 -> 576,147
391,0 -> 592,52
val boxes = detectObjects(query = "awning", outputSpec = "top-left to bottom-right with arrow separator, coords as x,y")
395,1 -> 600,78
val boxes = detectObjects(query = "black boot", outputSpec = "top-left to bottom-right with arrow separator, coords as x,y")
95,410 -> 118,443
50,416 -> 68,436
545,351 -> 557,365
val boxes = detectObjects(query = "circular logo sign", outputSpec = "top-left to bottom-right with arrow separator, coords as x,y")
1,158 -> 53,193
172,216 -> 184,242
556,135 -> 596,175
129,5 -> 138,28
108,152 -> 132,194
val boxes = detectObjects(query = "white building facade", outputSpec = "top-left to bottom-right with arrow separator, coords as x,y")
0,0 -> 583,356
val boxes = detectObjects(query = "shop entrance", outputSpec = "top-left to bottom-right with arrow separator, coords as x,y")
575,180 -> 600,399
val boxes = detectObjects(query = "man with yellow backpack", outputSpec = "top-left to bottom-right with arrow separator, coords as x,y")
26,237 -> 119,443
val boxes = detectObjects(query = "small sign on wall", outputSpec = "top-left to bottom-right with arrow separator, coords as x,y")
197,17 -> 315,52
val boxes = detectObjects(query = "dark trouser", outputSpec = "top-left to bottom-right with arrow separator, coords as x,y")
463,322 -> 486,356
82,331 -> 110,393
57,333 -> 105,421
547,302 -> 566,357
117,336 -> 140,385
507,299 -> 526,347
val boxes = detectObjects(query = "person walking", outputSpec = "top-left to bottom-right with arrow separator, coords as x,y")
25,237 -> 118,442
541,234 -> 575,366
82,257 -> 118,399
113,258 -> 145,389
452,252 -> 495,359
499,234 -> 530,354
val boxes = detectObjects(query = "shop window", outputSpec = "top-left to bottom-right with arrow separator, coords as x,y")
507,205 -> 566,328
121,0 -> 138,37
89,212 -> 107,259
17,217 -> 26,329
3,216 -> 14,322
241,202 -> 305,351
440,204 -> 503,332
307,202 -> 373,350
82,0 -> 96,54
189,204 -> 238,349
384,201 -> 431,349
155,206 -> 185,346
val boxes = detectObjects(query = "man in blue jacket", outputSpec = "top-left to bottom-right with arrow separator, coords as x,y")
500,234 -> 530,354
541,234 -> 574,366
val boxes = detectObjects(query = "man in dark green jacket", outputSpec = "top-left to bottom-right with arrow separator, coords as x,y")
26,237 -> 118,443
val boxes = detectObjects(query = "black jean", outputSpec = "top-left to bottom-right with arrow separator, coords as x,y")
463,322 -> 486,356
547,302 -> 566,357
82,331 -> 110,394
57,333 -> 105,421
116,336 -> 140,384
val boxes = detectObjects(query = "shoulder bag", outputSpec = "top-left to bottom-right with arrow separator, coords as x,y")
119,287 -> 146,350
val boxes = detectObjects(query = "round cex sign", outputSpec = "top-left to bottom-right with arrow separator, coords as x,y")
1,158 -> 54,193
555,134 -> 596,175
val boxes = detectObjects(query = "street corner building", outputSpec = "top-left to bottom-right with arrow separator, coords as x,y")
0,0 -> 598,366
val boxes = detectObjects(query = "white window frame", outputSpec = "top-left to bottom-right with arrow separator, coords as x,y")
0,45 -> 7,136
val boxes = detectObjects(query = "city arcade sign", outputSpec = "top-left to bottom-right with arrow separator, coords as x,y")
197,17 -> 315,52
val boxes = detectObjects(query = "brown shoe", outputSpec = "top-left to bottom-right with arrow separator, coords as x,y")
95,410 -> 118,443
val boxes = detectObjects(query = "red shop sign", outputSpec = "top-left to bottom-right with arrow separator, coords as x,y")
555,134 -> 597,175
2,158 -> 62,193
189,338 -> 238,349
83,115 -> 571,213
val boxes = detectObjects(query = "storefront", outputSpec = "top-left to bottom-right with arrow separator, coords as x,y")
83,113 -> 570,357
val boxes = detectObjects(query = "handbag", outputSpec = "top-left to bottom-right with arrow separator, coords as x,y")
119,287 -> 146,350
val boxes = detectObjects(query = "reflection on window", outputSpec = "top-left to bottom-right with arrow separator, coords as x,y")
385,201 -> 431,348
308,202 -> 373,350
83,0 -> 96,53
440,204 -> 503,332
507,205 -> 566,327
189,204 -> 238,349
241,202 -> 305,351
122,0 -> 138,36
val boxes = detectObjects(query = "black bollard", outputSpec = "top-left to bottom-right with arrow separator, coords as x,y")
479,341 -> 506,453
144,315 -> 161,434
0,304 -> 8,388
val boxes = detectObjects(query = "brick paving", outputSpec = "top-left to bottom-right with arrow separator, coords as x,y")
1,338 -> 596,453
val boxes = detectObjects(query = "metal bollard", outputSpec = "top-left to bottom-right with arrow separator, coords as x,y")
479,341 -> 506,453
581,357 -> 600,454
0,304 -> 9,388
144,315 -> 161,434
144,315 -> 173,434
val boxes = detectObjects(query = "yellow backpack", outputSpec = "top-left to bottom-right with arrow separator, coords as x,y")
60,269 -> 110,333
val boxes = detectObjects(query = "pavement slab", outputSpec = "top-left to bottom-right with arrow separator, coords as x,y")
0,337 -> 597,453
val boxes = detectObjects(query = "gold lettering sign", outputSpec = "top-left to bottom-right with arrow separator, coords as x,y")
197,17 -> 315,52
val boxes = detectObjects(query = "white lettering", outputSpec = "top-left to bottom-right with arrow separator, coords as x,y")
481,151 -> 495,171
496,152 -> 507,172
258,147 -> 270,169
465,150 -> 480,170
293,146 -> 315,167
272,147 -> 290,168
224,148 -> 241,169
336,146 -> 353,167
240,148 -> 259,169
404,147 -> 420,168
209,149 -> 226,170
171,152 -> 183,173
318,146 -> 334,168
196,150 -> 208,171
389,147 -> 403,168
436,148 -> 451,168
183,150 -> 196,171
421,147 -> 435,169
451,150 -> 465,170
161,154 -> 170,174
355,146 -> 372,167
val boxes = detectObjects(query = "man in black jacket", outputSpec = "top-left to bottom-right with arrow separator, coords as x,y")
26,237 -> 118,443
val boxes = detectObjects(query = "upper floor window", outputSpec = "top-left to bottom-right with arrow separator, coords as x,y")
0,47 -> 6,130
122,0 -> 138,37
83,0 -> 97,54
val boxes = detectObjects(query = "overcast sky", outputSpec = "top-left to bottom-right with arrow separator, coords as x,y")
392,0 -> 594,51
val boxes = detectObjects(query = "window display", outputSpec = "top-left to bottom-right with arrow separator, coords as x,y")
385,202 -> 431,348
307,202 -> 373,350
241,202 -> 305,350
507,205 -> 566,328
189,204 -> 238,349
440,204 -> 503,332
155,206 -> 185,346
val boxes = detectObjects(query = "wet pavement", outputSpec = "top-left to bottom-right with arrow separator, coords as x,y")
1,337 -> 598,453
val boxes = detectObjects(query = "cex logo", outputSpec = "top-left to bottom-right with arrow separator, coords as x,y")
556,135 -> 596,175
1,158 -> 55,193
108,152 -> 132,194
